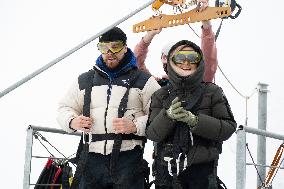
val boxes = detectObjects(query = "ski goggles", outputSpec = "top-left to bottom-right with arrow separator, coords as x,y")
171,51 -> 201,64
97,41 -> 125,54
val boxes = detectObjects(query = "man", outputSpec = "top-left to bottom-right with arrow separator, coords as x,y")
57,27 -> 160,189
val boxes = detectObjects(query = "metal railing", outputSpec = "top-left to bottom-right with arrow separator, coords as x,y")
23,125 -> 81,189
24,124 -> 284,189
236,125 -> 284,189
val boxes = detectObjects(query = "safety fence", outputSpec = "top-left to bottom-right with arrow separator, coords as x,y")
23,125 -> 81,189
24,125 -> 284,189
236,125 -> 284,189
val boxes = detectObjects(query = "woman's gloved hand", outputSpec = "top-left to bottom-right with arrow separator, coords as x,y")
166,97 -> 198,128
176,109 -> 198,128
166,97 -> 184,120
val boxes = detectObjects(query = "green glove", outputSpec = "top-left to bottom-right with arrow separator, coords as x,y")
166,97 -> 185,120
176,109 -> 198,128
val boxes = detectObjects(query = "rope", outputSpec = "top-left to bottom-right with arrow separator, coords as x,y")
187,23 -> 201,38
175,6 -> 257,125
34,131 -> 68,159
269,151 -> 284,185
176,6 -> 201,38
176,3 -> 256,108
175,0 -> 256,127
215,19 -> 224,41
210,2 -> 257,112
263,143 -> 284,187
217,63 -> 257,126
217,65 -> 257,99
33,131 -> 76,167
34,133 -> 55,158
245,142 -> 284,188
246,143 -> 264,185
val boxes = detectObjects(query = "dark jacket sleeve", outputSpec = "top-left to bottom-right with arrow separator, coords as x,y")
146,91 -> 176,142
192,86 -> 237,142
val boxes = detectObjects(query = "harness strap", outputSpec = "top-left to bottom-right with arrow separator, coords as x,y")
110,70 -> 141,179
69,69 -> 146,187
156,84 -> 206,187
70,143 -> 89,189
92,133 -> 146,142
172,84 -> 205,156
83,84 -> 92,118
61,164 -> 72,189
68,70 -> 94,189
110,134 -> 123,178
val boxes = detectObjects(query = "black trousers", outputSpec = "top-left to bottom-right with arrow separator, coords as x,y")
155,161 -> 218,189
79,146 -> 145,189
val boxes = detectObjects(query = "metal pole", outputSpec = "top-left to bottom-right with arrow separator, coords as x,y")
257,83 -> 269,187
23,126 -> 34,189
246,163 -> 284,169
0,0 -> 156,99
236,125 -> 247,189
29,125 -> 81,136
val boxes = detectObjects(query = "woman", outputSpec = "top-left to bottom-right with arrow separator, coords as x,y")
146,40 -> 237,189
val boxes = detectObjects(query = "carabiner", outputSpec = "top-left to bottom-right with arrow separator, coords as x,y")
83,132 -> 92,144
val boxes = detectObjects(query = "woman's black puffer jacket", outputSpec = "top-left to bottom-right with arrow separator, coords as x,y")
146,40 -> 237,164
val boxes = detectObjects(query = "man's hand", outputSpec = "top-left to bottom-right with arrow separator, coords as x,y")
197,0 -> 209,12
142,28 -> 162,44
70,115 -> 93,132
197,0 -> 212,28
112,117 -> 137,134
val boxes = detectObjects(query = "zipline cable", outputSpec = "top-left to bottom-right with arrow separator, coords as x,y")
0,0 -> 156,99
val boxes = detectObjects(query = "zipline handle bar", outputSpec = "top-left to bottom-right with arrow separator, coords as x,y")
0,0 -> 156,99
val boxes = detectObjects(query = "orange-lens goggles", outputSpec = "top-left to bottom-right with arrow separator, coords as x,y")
172,51 -> 201,64
97,41 -> 125,54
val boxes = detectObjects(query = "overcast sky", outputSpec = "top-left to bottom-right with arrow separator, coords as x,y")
1,0 -> 284,188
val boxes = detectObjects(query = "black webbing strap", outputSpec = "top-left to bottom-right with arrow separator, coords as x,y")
68,72 -> 94,189
110,70 -> 141,179
170,125 -> 183,189
70,143 -> 89,189
68,69 -> 144,187
92,133 -> 146,142
164,85 -> 205,189
61,163 -> 72,189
